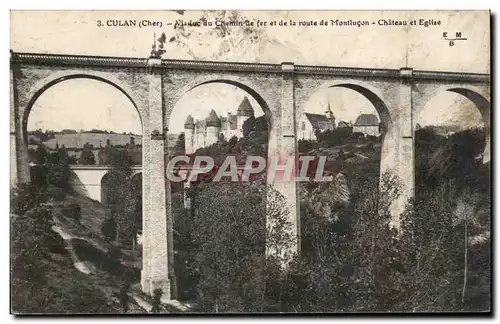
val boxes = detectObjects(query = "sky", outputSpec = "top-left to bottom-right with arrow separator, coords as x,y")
12,10 -> 489,134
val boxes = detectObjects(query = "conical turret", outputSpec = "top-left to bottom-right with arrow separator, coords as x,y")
184,114 -> 195,129
237,96 -> 254,117
236,97 -> 254,137
206,109 -> 221,128
205,110 -> 221,146
184,114 -> 195,154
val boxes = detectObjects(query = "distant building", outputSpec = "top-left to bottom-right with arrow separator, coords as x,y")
184,96 -> 255,154
353,113 -> 380,137
298,103 -> 336,140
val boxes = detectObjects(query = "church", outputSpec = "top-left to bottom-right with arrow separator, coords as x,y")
352,113 -> 381,137
184,96 -> 254,154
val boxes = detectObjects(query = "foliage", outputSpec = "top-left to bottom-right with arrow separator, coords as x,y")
118,282 -> 131,313
11,183 -> 50,215
11,203 -> 51,313
315,127 -> 354,147
101,216 -> 118,243
298,139 -> 319,153
31,146 -> 72,192
187,181 -> 295,312
11,185 -> 111,314
61,202 -> 82,223
107,246 -> 123,275
79,143 -> 96,165
27,128 -> 56,142
46,185 -> 66,202
396,183 -> 465,311
175,132 -> 186,153
101,148 -> 138,247
151,288 -> 163,313
278,127 -> 489,313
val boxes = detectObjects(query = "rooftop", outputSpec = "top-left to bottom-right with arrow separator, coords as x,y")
354,114 -> 379,126
206,109 -> 221,127
236,96 -> 255,117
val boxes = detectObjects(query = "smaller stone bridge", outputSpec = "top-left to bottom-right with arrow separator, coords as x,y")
69,163 -> 261,203
69,165 -> 142,202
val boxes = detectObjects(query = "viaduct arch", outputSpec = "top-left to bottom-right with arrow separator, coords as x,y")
10,51 -> 490,301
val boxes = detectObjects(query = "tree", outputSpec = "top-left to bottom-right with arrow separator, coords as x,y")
35,145 -> 47,165
397,182 -> 465,312
42,148 -> 71,190
11,185 -> 54,313
11,185 -> 113,314
101,148 -> 137,247
79,143 -> 96,165
343,171 -> 402,312
188,181 -> 294,312
118,282 -> 130,313
175,132 -> 185,153
151,288 -> 163,313
101,216 -> 117,242
283,171 -> 403,313
228,135 -> 238,149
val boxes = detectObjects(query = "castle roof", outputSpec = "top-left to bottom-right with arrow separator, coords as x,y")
354,114 -> 379,126
206,109 -> 221,127
237,96 -> 254,117
184,114 -> 195,129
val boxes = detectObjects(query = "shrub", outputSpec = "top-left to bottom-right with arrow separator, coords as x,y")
101,217 -> 117,243
151,288 -> 163,313
118,282 -> 130,313
298,140 -> 319,153
11,184 -> 49,215
106,246 -> 123,276
47,185 -> 66,202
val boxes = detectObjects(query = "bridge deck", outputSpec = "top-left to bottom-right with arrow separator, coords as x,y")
11,51 -> 489,83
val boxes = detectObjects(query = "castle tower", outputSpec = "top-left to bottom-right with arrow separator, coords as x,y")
237,96 -> 255,137
205,109 -> 221,146
184,114 -> 195,154
325,101 -> 336,129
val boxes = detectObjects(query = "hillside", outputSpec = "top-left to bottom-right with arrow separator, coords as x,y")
11,188 -> 185,314
30,133 -> 179,151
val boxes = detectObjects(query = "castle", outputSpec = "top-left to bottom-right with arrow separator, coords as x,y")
184,96 -> 255,154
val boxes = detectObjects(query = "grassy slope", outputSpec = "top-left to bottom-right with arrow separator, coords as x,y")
41,193 -> 149,314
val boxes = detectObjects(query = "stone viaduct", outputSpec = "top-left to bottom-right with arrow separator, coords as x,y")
10,51 -> 490,301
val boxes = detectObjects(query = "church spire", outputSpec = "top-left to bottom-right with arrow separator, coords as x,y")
325,96 -> 336,129
325,97 -> 334,119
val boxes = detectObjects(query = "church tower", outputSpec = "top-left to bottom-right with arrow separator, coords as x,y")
236,96 -> 254,137
325,101 -> 336,129
205,109 -> 221,146
184,115 -> 195,154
